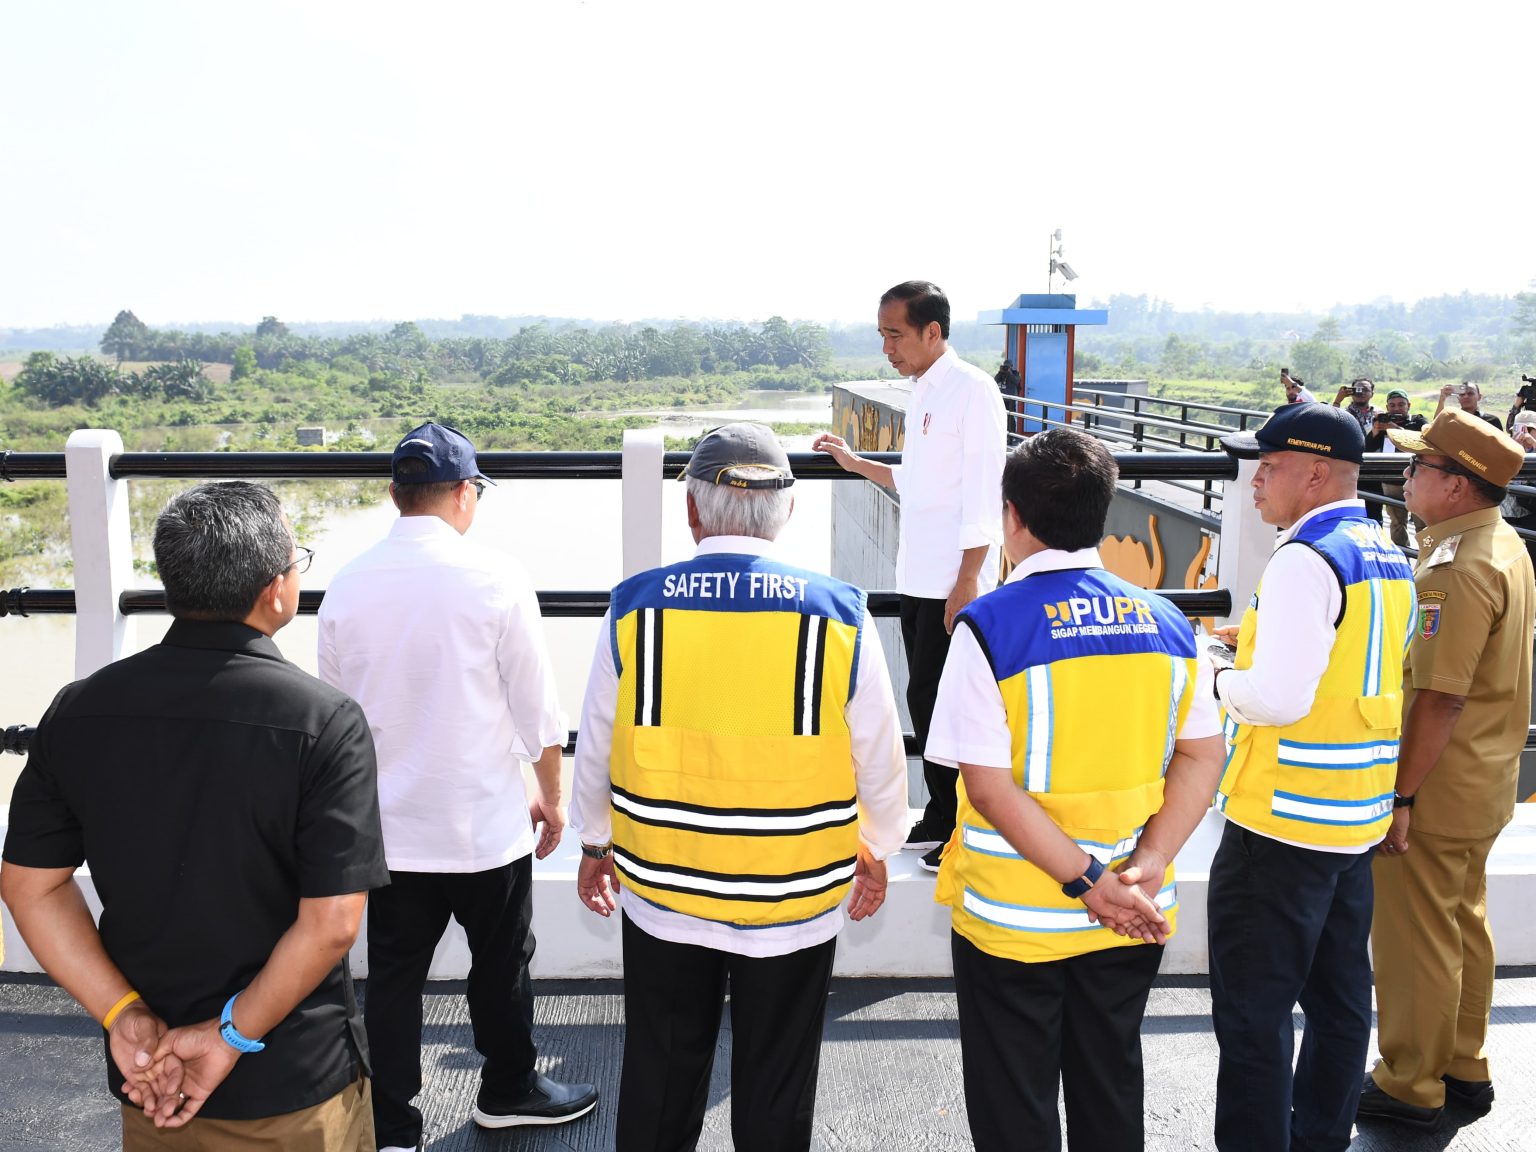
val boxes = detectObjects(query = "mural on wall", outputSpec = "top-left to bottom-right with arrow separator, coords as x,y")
835,387 -> 907,454
1101,514 -> 1165,587
1099,513 -> 1219,633
834,385 -> 1219,625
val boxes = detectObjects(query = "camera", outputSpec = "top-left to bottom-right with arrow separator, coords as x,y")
1452,382 -> 1469,396
1518,374 -> 1536,402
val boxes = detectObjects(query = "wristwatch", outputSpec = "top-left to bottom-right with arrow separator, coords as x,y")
1061,855 -> 1106,900
581,842 -> 613,860
1393,792 -> 1416,809
219,994 -> 266,1054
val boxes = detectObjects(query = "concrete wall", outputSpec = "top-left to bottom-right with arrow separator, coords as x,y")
829,382 -> 923,804
8,805 -> 1536,978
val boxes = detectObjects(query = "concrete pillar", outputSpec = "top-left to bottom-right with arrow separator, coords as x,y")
621,429 -> 665,578
1214,456 -> 1275,626
65,429 -> 136,677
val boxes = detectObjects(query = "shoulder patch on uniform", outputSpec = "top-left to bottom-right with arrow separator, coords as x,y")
1417,589 -> 1447,603
1424,535 -> 1461,568
1416,603 -> 1441,640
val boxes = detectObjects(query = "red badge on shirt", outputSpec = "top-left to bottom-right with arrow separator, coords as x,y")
1417,603 -> 1440,640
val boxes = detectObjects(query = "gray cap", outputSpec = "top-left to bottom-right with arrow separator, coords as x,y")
681,422 -> 794,489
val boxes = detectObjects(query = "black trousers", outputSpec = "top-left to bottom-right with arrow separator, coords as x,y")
365,859 -> 537,1149
952,931 -> 1165,1152
616,914 -> 837,1152
900,594 -> 957,835
1207,822 -> 1375,1152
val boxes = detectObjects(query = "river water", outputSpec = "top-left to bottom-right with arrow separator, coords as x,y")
1,393 -> 836,800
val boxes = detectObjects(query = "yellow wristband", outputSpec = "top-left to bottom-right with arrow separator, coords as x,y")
101,990 -> 142,1031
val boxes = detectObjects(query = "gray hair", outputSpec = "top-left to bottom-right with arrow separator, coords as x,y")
153,481 -> 293,620
686,476 -> 792,541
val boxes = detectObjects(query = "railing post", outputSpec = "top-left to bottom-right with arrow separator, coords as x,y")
621,428 -> 666,578
1214,456 -> 1274,626
65,429 -> 136,677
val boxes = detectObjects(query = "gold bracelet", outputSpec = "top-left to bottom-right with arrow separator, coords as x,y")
101,990 -> 142,1031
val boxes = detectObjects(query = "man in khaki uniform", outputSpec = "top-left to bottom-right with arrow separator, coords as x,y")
1357,409 -> 1534,1131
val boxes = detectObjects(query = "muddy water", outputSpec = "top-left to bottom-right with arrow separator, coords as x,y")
0,410 -> 834,801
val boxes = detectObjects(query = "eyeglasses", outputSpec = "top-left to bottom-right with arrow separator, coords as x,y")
276,546 -> 315,579
1406,458 -> 1465,480
470,480 -> 487,499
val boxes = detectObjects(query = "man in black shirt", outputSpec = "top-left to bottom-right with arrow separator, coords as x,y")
1434,381 -> 1504,431
1,481 -> 389,1151
1366,389 -> 1427,548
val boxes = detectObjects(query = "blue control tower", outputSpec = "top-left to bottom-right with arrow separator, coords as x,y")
978,294 -> 1108,434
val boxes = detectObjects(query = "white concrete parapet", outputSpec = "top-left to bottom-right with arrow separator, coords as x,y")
8,806 -> 1536,979
1214,456 -> 1274,627
620,429 -> 665,579
64,430 -> 137,678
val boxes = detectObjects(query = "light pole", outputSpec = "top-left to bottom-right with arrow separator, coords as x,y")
1047,228 -> 1079,293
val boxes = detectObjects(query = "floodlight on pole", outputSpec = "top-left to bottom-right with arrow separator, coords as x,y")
1047,229 -> 1080,292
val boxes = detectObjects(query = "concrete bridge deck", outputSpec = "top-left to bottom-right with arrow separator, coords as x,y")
5,970 -> 1535,1151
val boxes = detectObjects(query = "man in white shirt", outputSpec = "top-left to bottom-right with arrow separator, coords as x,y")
318,423 -> 596,1152
570,423 -> 908,1152
812,281 -> 1007,871
1207,404 -> 1416,1152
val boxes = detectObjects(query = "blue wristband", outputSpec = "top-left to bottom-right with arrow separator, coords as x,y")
1061,855 -> 1106,900
219,993 -> 266,1054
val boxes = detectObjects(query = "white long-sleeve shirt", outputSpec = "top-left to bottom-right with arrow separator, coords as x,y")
318,514 -> 567,873
890,347 -> 1008,598
570,534 -> 909,958
1216,500 -> 1359,729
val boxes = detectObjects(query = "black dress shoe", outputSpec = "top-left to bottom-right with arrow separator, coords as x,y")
1443,1073 -> 1495,1110
472,1072 -> 599,1129
1356,1077 -> 1442,1129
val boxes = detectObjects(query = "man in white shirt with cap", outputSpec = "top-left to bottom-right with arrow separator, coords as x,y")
571,422 -> 908,1152
319,422 -> 596,1152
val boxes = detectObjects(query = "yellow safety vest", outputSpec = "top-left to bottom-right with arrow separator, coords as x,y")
608,554 -> 864,926
935,567 -> 1198,964
1216,510 -> 1415,847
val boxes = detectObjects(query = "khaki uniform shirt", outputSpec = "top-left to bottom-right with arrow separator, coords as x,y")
1406,505 -> 1535,839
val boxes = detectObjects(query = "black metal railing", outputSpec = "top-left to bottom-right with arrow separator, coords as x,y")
8,441 -> 1536,759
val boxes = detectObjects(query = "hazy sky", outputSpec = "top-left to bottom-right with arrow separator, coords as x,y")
3,0 -> 1532,330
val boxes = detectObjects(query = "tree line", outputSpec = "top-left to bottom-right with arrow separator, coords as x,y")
13,354 -> 212,407
96,311 -> 836,387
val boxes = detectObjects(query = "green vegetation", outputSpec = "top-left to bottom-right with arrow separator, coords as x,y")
1066,287 -> 1536,404
6,286 -> 1536,587
0,313 -> 848,585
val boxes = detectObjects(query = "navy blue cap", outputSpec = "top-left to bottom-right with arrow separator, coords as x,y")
391,422 -> 494,485
1221,403 -> 1365,465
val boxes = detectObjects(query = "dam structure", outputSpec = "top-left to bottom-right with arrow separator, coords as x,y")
3,409 -> 1536,982
5,415 -> 1536,1150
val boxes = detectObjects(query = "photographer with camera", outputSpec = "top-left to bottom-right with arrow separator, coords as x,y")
1333,377 -> 1378,433
1434,381 -> 1503,431
1506,373 -> 1536,428
1367,391 -> 1425,548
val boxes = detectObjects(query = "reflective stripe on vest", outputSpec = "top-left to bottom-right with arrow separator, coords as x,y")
1216,512 -> 1414,847
608,555 -> 864,926
935,568 -> 1198,964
